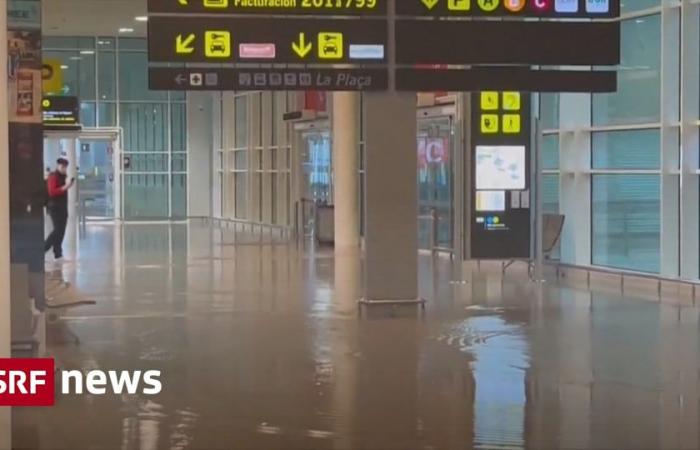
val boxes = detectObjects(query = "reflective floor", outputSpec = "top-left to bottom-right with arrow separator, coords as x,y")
13,222 -> 700,449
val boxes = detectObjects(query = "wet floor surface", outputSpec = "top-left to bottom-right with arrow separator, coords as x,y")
13,223 -> 700,449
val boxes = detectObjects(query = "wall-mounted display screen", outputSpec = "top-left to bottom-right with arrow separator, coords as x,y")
475,145 -> 526,190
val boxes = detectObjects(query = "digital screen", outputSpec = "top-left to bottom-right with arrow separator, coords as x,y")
476,191 -> 506,212
148,0 -> 387,15
476,145 -> 526,190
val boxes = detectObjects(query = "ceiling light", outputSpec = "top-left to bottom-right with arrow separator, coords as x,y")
119,27 -> 134,33
69,56 -> 82,61
135,16 -> 148,22
60,65 -> 69,69
80,50 -> 95,55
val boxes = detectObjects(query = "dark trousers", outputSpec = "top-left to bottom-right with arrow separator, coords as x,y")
44,207 -> 68,258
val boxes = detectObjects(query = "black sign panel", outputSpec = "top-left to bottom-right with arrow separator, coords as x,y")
470,91 -> 531,259
397,67 -> 617,93
397,0 -> 619,19
149,67 -> 388,91
42,96 -> 79,127
148,0 -> 387,15
148,16 -> 387,64
396,20 -> 620,66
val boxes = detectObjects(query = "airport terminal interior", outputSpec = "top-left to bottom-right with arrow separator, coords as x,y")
3,0 -> 700,449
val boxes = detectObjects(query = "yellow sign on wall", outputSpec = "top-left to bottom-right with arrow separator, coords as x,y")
42,59 -> 63,94
481,114 -> 499,134
480,91 -> 499,110
503,114 -> 521,133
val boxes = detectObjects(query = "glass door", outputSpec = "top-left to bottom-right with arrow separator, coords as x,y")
300,130 -> 332,235
76,138 -> 116,219
418,116 -> 455,252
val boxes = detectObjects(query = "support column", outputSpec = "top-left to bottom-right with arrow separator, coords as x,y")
0,0 -> 11,446
332,92 -> 360,250
362,92 -> 418,302
187,92 -> 214,218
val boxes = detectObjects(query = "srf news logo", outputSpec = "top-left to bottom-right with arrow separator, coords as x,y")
0,359 -> 162,406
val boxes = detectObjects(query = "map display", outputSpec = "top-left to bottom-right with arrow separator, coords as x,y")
475,145 -> 526,190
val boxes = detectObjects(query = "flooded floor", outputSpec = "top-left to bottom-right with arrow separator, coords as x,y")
13,223 -> 700,449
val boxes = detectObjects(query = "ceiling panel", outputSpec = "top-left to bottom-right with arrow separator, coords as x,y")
43,0 -> 147,37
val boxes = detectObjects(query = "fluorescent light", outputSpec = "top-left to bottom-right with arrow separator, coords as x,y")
135,16 -> 148,22
69,56 -> 82,60
80,50 -> 95,55
60,65 -> 69,69
119,27 -> 134,33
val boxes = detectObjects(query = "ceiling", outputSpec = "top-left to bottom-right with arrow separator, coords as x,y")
43,0 -> 148,37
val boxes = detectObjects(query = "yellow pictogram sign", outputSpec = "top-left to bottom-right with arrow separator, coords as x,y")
477,0 -> 499,12
503,91 -> 521,110
203,0 -> 228,8
318,32 -> 343,59
448,0 -> 471,10
480,91 -> 499,110
42,99 -> 51,108
205,31 -> 231,58
481,114 -> 499,134
421,0 -> 439,10
503,114 -> 521,133
292,32 -> 313,58
176,34 -> 196,54
178,0 -> 188,5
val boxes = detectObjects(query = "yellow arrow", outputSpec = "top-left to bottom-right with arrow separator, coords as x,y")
421,0 -> 439,9
178,0 -> 188,5
176,34 -> 196,54
292,32 -> 312,59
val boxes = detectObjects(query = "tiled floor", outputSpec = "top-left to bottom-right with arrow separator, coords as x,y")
13,222 -> 700,449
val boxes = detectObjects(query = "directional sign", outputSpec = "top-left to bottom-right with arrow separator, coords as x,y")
396,20 -> 620,66
148,16 -> 387,64
148,0 -> 388,15
470,92 -> 531,259
149,67 -> 388,91
397,0 -> 618,18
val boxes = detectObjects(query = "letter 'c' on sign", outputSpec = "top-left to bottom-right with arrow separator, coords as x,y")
532,0 -> 551,10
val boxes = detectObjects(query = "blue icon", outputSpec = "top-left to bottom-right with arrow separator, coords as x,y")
585,0 -> 609,13
555,0 -> 578,13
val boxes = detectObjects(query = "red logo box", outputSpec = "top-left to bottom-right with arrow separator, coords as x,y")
0,359 -> 55,406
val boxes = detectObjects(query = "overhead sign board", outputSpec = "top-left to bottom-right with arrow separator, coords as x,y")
396,67 -> 617,93
147,16 -> 388,64
396,20 -> 620,66
149,67 -> 388,91
147,0 -> 387,15
397,0 -> 618,18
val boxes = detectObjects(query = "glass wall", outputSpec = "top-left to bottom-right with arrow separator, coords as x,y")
43,36 -> 187,219
219,91 -> 293,227
542,0 -> 700,277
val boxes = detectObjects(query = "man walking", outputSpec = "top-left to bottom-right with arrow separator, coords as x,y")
44,158 -> 74,260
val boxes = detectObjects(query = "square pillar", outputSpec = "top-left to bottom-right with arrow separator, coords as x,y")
363,92 -> 418,302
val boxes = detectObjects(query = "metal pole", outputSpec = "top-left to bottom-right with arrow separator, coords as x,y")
533,118 -> 544,282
